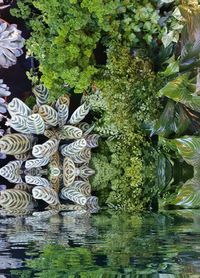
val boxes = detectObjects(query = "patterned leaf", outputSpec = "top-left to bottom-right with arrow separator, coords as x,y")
32,138 -> 59,158
71,148 -> 91,164
86,196 -> 99,210
77,122 -> 95,136
8,98 -> 31,117
85,134 -> 100,148
61,138 -> 87,156
0,79 -> 11,97
55,94 -> 70,110
72,180 -> 91,196
25,175 -> 50,187
14,183 -> 33,193
32,186 -> 60,206
33,84 -> 49,106
48,152 -> 61,192
69,103 -> 90,125
63,157 -> 76,187
0,133 -> 34,155
27,114 -> 45,134
60,187 -> 87,206
0,20 -> 24,68
25,157 -> 50,169
14,152 -> 32,161
57,104 -> 69,128
44,128 -> 59,139
0,160 -> 23,183
59,125 -> 82,140
9,115 -> 30,134
0,189 -> 33,210
39,105 -> 58,126
76,165 -> 95,180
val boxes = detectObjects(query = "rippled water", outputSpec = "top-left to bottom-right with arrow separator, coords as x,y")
0,209 -> 200,277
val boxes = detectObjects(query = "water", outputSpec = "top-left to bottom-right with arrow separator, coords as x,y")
0,209 -> 200,277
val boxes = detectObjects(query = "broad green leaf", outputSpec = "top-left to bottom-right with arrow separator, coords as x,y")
167,177 -> 200,208
152,100 -> 191,137
158,74 -> 200,113
163,136 -> 200,167
162,60 -> 179,76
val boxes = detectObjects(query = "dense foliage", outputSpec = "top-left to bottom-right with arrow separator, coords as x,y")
9,0 -> 200,211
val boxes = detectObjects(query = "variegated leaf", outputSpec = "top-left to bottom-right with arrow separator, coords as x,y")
48,152 -> 61,192
0,134 -> 33,155
77,122 -> 95,136
58,104 -> 69,128
32,138 -> 59,158
60,187 -> 87,206
32,186 -> 60,206
85,134 -> 100,148
0,189 -> 33,210
27,114 -> 45,134
86,196 -> 99,210
76,165 -> 95,180
14,183 -> 33,193
71,148 -> 91,164
55,94 -> 70,110
25,157 -> 50,169
39,105 -> 58,126
72,180 -> 91,196
33,84 -> 49,106
9,115 -> 30,134
61,138 -> 87,157
8,98 -> 31,117
14,151 -> 32,161
25,175 -> 50,187
63,157 -> 76,187
69,103 -> 90,125
59,125 -> 82,140
0,160 -> 23,183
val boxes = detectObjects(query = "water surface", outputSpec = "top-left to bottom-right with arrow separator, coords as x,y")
0,209 -> 200,277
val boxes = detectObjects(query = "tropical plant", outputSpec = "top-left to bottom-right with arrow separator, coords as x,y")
0,84 -> 99,215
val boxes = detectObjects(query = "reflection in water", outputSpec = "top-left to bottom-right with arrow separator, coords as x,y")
0,210 -> 199,277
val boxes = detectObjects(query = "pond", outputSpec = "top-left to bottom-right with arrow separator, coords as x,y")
0,209 -> 200,277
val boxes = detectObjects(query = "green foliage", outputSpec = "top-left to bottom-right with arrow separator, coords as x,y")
11,0 -> 166,95
86,46 -> 166,211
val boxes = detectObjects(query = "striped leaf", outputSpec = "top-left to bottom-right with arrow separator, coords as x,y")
9,115 -> 30,134
86,196 -> 99,210
85,134 -> 100,148
32,138 -> 59,158
32,186 -> 60,206
60,187 -> 87,206
25,175 -> 50,187
0,189 -> 33,210
8,98 -> 32,117
57,104 -> 69,128
33,84 -> 49,106
14,152 -> 32,161
76,165 -> 95,180
0,133 -> 33,155
59,125 -> 82,140
14,183 -> 33,193
25,157 -> 50,169
69,103 -> 90,125
55,94 -> 70,110
0,160 -> 23,184
71,148 -> 91,164
61,138 -> 87,157
72,180 -> 91,196
27,114 -> 45,134
48,152 -> 61,192
63,157 -> 76,187
39,105 -> 58,126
